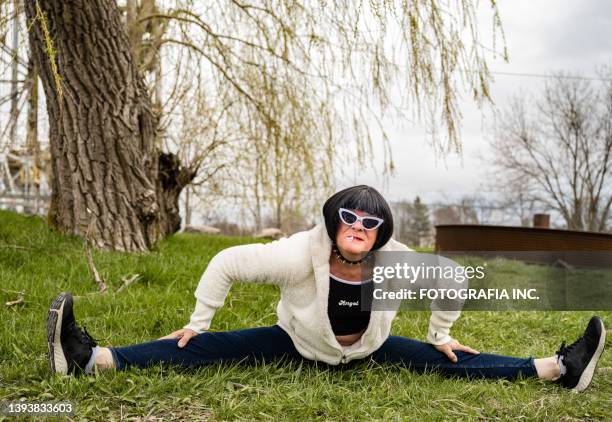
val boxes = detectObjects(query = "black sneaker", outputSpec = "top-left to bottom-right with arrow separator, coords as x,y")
555,315 -> 606,392
46,292 -> 98,375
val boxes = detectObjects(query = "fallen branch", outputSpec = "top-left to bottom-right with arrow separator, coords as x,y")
5,297 -> 25,306
4,290 -> 25,307
0,244 -> 53,256
84,212 -> 107,293
74,273 -> 143,299
116,274 -> 142,293
0,244 -> 32,250
85,240 -> 107,293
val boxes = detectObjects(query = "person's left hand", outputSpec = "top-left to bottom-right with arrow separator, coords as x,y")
433,339 -> 480,363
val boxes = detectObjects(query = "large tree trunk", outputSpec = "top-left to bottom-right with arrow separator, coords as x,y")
24,0 -> 194,251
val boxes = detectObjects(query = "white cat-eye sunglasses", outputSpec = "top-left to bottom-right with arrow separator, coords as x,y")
338,208 -> 384,230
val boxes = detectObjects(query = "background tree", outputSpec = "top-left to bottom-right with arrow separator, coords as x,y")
392,200 -> 413,244
0,0 -> 47,200
489,70 -> 612,232
20,0 -> 504,251
483,174 -> 539,226
1,1 -> 28,145
392,196 -> 432,247
411,196 -> 432,246
123,0 -> 166,112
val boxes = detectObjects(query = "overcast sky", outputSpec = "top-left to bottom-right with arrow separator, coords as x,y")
337,0 -> 612,205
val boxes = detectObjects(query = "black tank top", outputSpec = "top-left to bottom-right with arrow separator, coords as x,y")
327,274 -> 374,335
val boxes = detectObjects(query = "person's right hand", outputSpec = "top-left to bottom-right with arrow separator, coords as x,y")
158,328 -> 198,348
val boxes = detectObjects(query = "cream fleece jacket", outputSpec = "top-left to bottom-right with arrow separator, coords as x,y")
184,219 -> 461,365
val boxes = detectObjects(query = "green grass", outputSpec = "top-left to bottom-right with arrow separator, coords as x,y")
0,209 -> 611,421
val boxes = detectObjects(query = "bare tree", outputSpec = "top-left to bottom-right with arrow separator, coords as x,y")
18,0 -> 504,251
8,0 -> 19,146
123,0 -> 166,111
490,70 -> 612,232
154,0 -> 505,234
487,175 -> 540,226
432,200 -> 479,225
0,0 -> 30,152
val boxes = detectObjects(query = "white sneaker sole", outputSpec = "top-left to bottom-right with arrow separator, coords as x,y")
574,318 -> 606,392
47,292 -> 69,375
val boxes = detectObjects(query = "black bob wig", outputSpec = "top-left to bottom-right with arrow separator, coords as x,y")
322,185 -> 394,251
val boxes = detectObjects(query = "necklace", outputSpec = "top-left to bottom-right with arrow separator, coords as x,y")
332,245 -> 371,266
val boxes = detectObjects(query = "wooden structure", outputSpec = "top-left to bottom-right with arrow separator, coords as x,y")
435,224 -> 612,268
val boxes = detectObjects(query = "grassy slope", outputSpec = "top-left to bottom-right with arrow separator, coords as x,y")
0,210 -> 610,421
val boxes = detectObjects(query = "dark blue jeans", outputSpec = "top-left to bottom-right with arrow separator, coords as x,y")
109,325 -> 538,380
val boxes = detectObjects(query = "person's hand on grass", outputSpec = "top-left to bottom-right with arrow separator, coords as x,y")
159,328 -> 198,348
434,339 -> 480,363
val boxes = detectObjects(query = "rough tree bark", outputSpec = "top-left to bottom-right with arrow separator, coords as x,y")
24,0 -> 194,251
